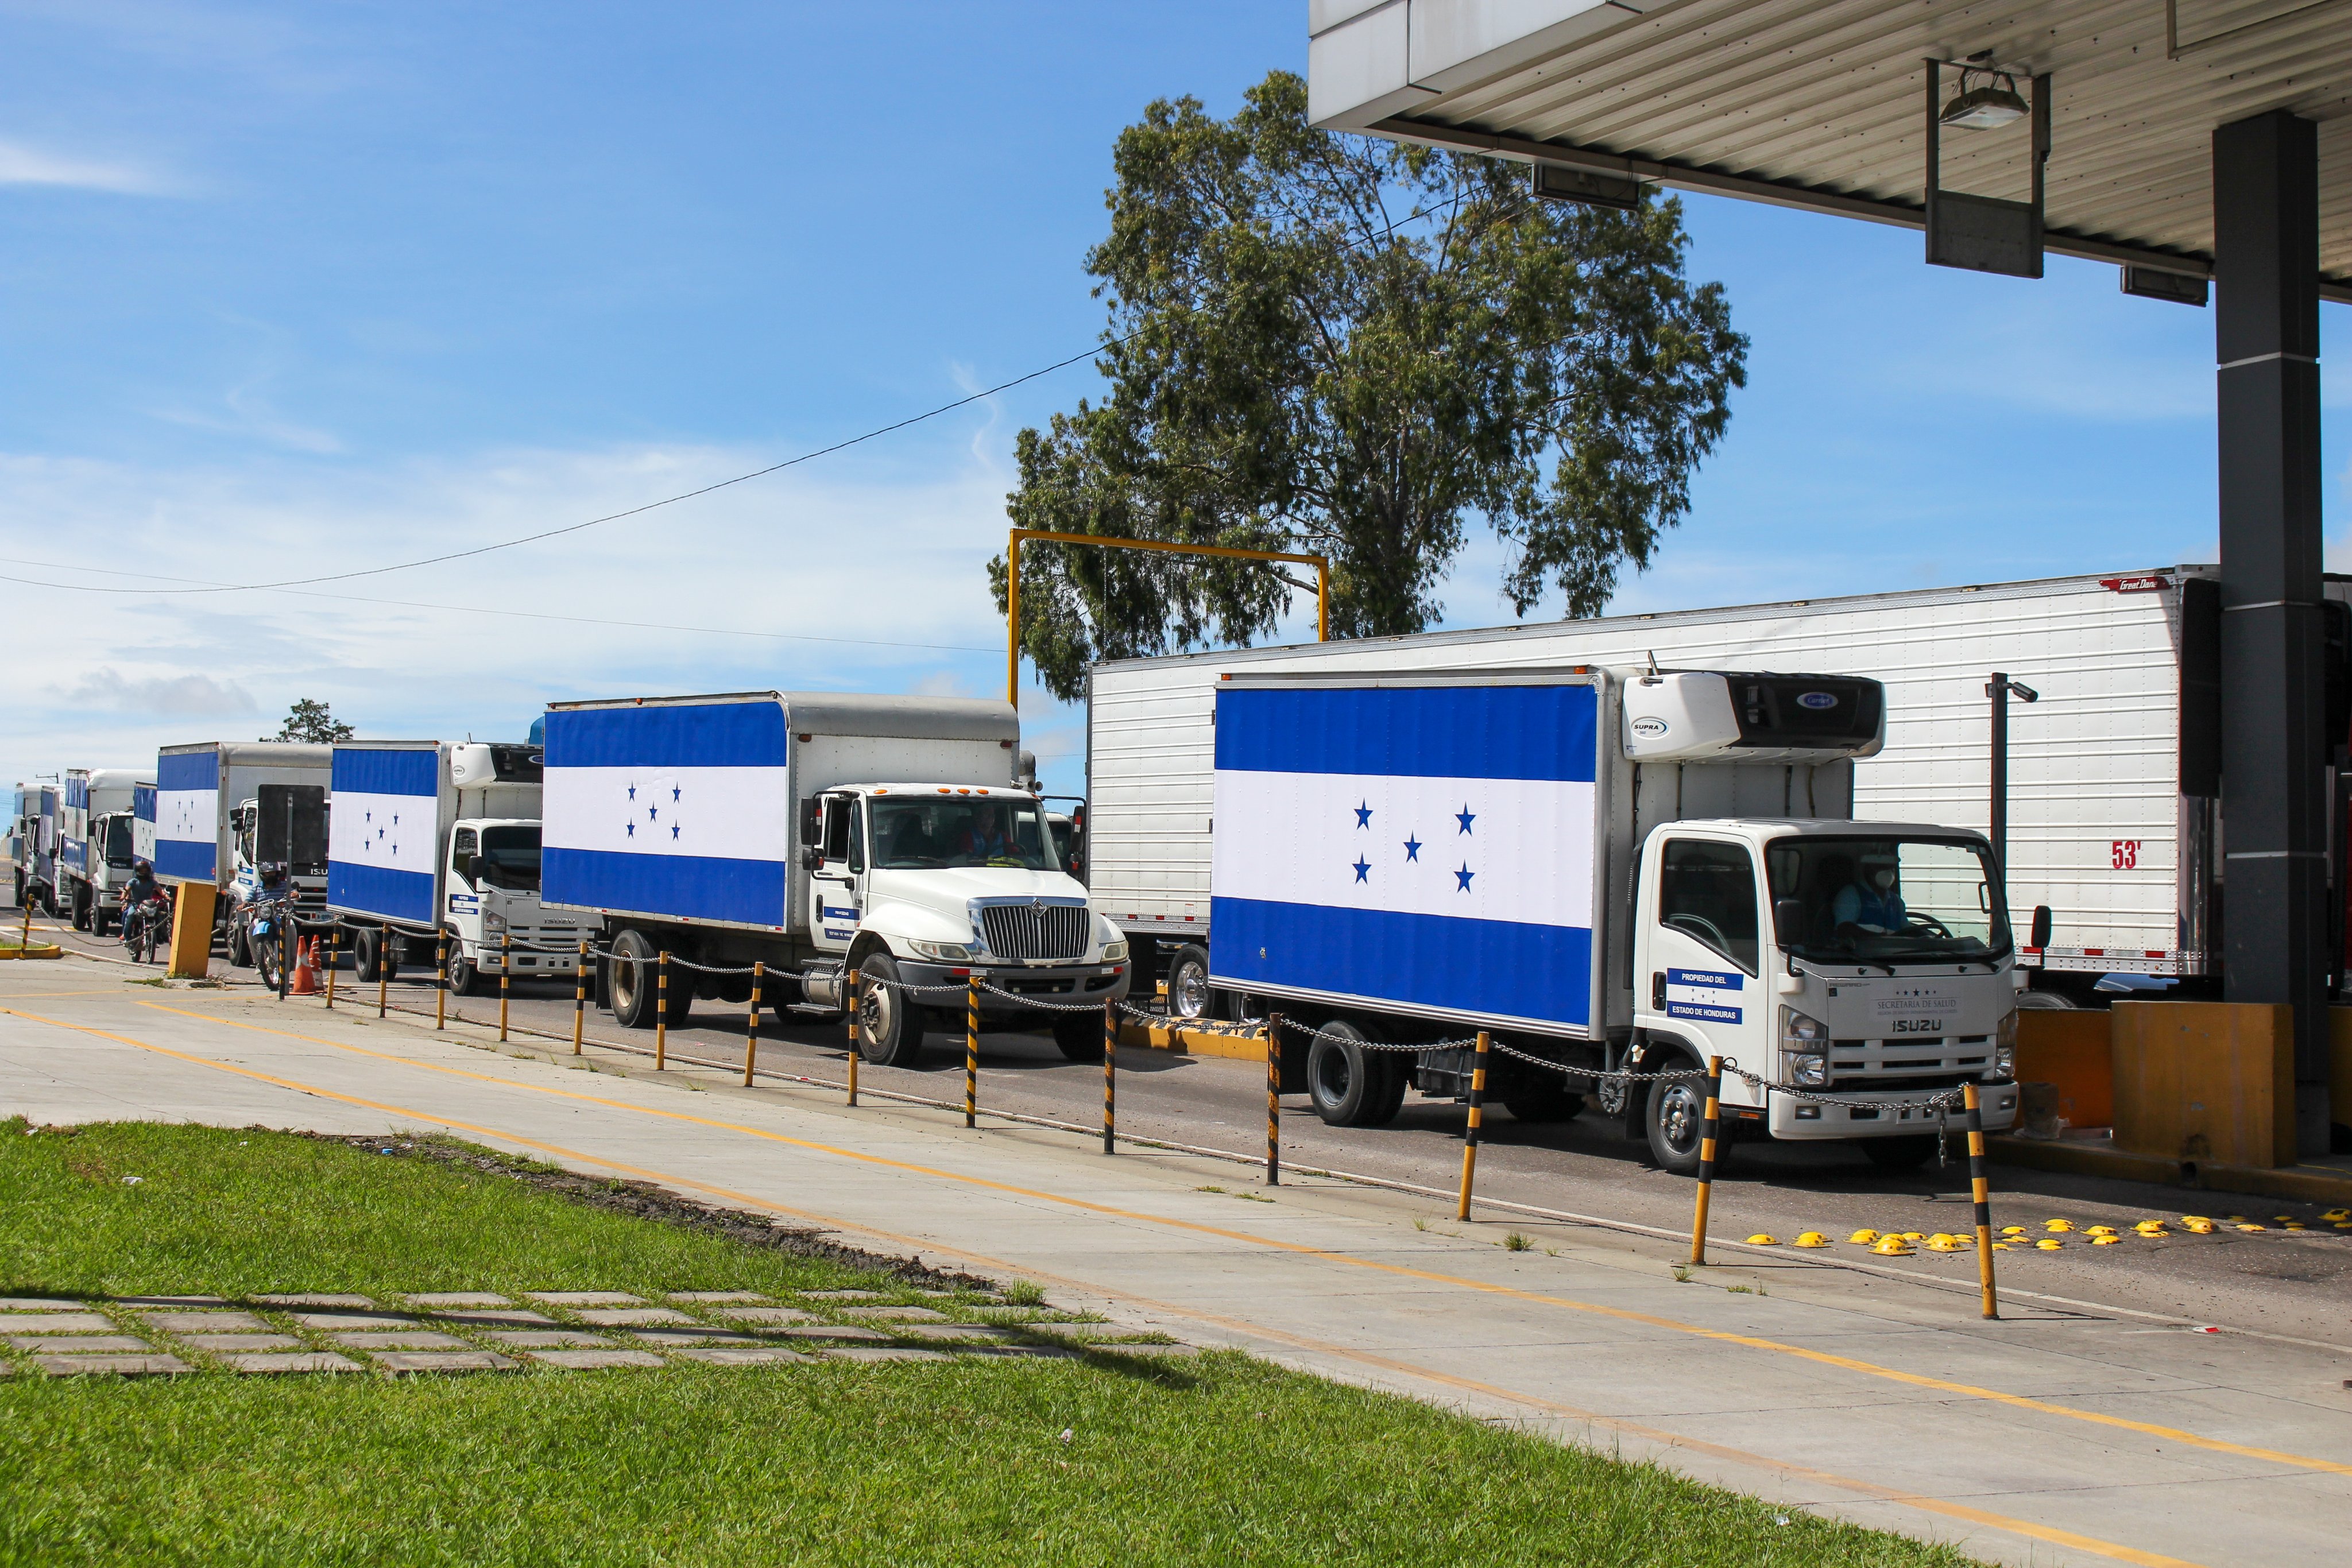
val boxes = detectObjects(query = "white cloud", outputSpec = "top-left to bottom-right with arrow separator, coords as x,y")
68,667 -> 256,717
0,138 -> 168,195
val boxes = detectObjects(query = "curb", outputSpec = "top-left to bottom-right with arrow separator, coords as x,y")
1116,1019 -> 1266,1062
1990,1133 -> 2352,1207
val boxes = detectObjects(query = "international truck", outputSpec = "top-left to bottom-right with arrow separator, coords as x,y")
1092,661 -> 2023,1170
324,740 -> 584,993
1090,566 -> 2352,1013
154,742 -> 334,962
14,785 -> 61,916
539,691 -> 1130,1065
58,768 -> 153,935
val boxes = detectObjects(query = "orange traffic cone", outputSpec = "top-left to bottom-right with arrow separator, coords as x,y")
289,935 -> 321,996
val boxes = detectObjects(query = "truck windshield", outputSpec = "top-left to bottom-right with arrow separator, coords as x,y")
477,826 -> 541,892
103,818 -> 134,866
1765,836 -> 2010,964
869,797 -> 1056,872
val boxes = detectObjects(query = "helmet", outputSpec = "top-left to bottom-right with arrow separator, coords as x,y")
134,859 -> 152,876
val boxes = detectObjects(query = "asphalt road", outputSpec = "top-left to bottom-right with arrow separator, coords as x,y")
22,904 -> 2352,1348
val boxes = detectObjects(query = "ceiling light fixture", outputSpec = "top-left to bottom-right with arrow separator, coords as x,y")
1940,67 -> 2029,130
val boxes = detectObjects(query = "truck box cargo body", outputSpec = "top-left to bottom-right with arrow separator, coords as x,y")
59,768 -> 152,934
326,741 -> 580,984
1090,566 -> 2351,989
155,743 -> 334,927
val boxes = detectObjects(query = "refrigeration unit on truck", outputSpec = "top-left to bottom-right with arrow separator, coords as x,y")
324,740 -> 579,994
1090,566 -> 2352,1006
154,742 -> 334,961
1093,665 -> 2020,1170
538,691 -> 1130,1065
58,768 -> 153,935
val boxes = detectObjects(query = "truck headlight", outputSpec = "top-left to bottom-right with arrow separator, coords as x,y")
483,912 -> 506,933
1781,1007 -> 1829,1087
1991,1008 -> 2018,1080
1102,939 -> 1128,962
908,939 -> 978,962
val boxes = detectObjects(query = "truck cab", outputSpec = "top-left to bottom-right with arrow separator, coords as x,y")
1631,818 -> 2020,1169
795,783 -> 1129,1064
440,817 -> 585,990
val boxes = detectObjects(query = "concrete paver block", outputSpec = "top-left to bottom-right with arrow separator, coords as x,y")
0,1313 -> 117,1334
368,1350 -> 518,1373
482,1330 -> 614,1349
711,1306 -> 818,1324
571,1307 -> 690,1326
9,1335 -> 153,1353
961,1346 -> 1084,1360
146,1310 -> 269,1333
530,1349 -> 667,1369
254,1294 -> 376,1308
226,1352 -> 363,1375
523,1291 -> 644,1306
424,1309 -> 554,1326
840,1306 -> 949,1321
114,1295 -> 229,1307
889,1323 -> 1020,1341
667,1291 -> 771,1303
33,1353 -> 191,1376
821,1347 -> 949,1363
799,1290 -> 883,1300
295,1311 -> 419,1330
671,1345 -> 814,1366
631,1329 -> 757,1347
403,1293 -> 511,1307
0,1298 -> 86,1311
330,1331 -> 473,1350
183,1333 -> 304,1353
767,1324 -> 890,1342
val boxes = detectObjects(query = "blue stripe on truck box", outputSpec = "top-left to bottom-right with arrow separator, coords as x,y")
1209,896 -> 1593,1028
157,751 -> 215,792
1214,683 -> 1597,782
544,701 -> 787,769
542,846 -> 787,928
329,862 -> 436,927
332,747 -> 438,797
153,839 -> 215,882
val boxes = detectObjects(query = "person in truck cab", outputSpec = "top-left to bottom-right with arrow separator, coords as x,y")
953,800 -> 1015,862
1833,851 -> 1907,934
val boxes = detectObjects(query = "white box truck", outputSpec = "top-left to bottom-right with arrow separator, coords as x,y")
538,691 -> 1131,1065
1089,566 -> 2352,1005
58,768 -> 153,935
155,742 -> 334,961
1125,665 -> 2020,1170
324,740 -> 583,993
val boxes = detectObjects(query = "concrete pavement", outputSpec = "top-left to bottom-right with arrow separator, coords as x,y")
5,959 -> 2351,1567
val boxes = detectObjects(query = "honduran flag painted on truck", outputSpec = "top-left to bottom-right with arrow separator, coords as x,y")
540,700 -> 794,928
328,747 -> 440,926
154,750 -> 219,884
1209,682 -> 1600,1030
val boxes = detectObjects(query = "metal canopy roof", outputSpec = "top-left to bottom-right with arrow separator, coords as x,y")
1309,0 -> 2352,299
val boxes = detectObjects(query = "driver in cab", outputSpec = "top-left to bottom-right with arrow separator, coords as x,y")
954,801 -> 1015,862
1833,851 -> 1906,934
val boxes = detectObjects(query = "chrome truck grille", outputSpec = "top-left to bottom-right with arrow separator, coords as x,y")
977,899 -> 1090,962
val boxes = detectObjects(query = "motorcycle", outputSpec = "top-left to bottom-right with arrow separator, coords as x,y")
121,889 -> 173,965
243,889 -> 297,992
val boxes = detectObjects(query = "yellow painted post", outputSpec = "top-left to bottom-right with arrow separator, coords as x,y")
377,922 -> 389,1019
845,969 -> 860,1106
323,926 -> 338,1009
165,881 -> 217,979
1265,1013 -> 1283,1186
498,930 -> 511,1041
655,950 -> 668,1071
743,961 -> 763,1087
434,931 -> 447,1029
1456,1031 -> 1491,1221
1966,1083 -> 2000,1320
964,975 -> 979,1128
572,938 -> 587,1055
1102,1000 -> 1117,1155
1689,1056 -> 1723,1266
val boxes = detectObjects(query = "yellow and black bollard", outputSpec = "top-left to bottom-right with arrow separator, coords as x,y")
655,950 -> 669,1070
1264,1012 -> 1282,1187
1456,1031 -> 1492,1221
324,926 -> 338,1009
1965,1082 -> 2000,1319
1688,1055 -> 1723,1267
845,969 -> 860,1106
964,975 -> 979,1129
498,931 -> 511,1040
742,961 -> 764,1087
435,931 -> 447,1030
377,922 -> 390,1019
572,938 -> 588,1055
1102,1001 -> 1117,1155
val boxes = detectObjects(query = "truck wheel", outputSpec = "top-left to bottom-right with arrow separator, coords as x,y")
446,947 -> 480,997
227,918 -> 253,969
1862,1135 -> 1939,1171
1051,1009 -> 1105,1062
72,889 -> 91,932
353,928 -> 384,984
1645,1060 -> 1710,1176
1165,944 -> 1212,1020
1307,1019 -> 1403,1128
608,930 -> 656,1026
854,952 -> 923,1067
1503,1080 -> 1584,1123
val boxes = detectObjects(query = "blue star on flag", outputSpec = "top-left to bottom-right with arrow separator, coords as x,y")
1402,834 -> 1421,862
1456,804 -> 1476,835
672,785 -> 682,802
1352,856 -> 1370,883
671,823 -> 680,841
1456,863 -> 1475,892
626,821 -> 636,838
648,806 -> 659,820
628,784 -> 637,801
1353,800 -> 1372,828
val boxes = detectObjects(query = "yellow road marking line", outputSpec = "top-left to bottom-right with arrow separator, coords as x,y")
37,997 -> 2352,1484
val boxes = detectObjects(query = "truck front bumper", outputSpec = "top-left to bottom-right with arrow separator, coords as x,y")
1765,1082 -> 2019,1141
900,962 -> 1131,1017
476,936 -> 594,974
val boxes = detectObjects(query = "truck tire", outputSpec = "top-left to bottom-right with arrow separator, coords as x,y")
446,944 -> 481,998
608,930 -> 656,1027
1644,1056 -> 1710,1176
1503,1080 -> 1584,1123
1165,944 -> 1212,1020
854,951 -> 923,1067
1862,1135 -> 1939,1171
1051,1009 -> 1106,1062
71,888 -> 91,932
353,928 -> 384,984
1307,1018 -> 1405,1128
227,917 -> 253,969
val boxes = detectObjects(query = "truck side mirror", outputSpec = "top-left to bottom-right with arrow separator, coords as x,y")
467,854 -> 486,884
2029,905 -> 2052,948
800,797 -> 822,846
798,846 -> 822,872
1773,897 -> 1803,944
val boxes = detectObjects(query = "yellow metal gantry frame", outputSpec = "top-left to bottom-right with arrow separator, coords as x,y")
1004,529 -> 1329,708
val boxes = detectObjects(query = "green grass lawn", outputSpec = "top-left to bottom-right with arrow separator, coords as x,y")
0,1121 -> 1978,1566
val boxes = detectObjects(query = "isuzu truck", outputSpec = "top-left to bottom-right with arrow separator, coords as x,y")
59,768 -> 153,935
324,740 -> 582,993
539,691 -> 1129,1065
154,742 -> 334,961
1097,665 -> 2020,1171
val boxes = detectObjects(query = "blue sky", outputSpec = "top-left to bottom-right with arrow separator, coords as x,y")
3,1 -> 2345,798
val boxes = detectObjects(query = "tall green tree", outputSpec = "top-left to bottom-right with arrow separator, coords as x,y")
267,698 -> 354,743
991,71 -> 1747,701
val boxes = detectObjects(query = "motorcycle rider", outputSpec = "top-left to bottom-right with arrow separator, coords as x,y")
119,859 -> 164,956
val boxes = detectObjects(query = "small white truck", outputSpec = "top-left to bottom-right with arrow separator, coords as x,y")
154,741 -> 334,959
1093,664 -> 2020,1171
324,741 -> 583,994
58,768 -> 152,935
538,691 -> 1129,1064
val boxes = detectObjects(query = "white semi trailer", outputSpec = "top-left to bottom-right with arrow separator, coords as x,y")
154,742 -> 334,959
58,768 -> 152,935
1089,566 -> 2352,1005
